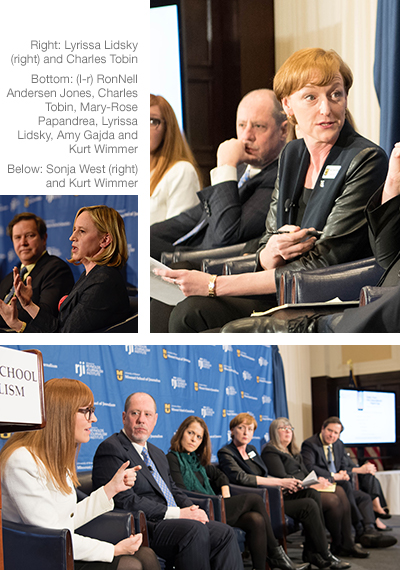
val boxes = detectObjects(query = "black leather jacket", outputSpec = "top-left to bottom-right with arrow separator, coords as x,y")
256,121 -> 388,289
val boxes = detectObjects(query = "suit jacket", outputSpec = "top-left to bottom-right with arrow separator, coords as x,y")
0,252 -> 74,328
301,433 -> 350,480
1,447 -> 114,562
25,264 -> 129,333
217,442 -> 268,487
93,431 -> 193,526
150,160 -> 278,257
256,121 -> 388,287
261,443 -> 308,481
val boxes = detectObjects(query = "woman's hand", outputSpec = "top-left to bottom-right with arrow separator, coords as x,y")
312,477 -> 331,490
104,461 -> 142,500
279,477 -> 301,493
153,268 -> 210,297
382,142 -> 400,203
114,533 -> 143,557
0,297 -> 24,331
259,225 -> 317,270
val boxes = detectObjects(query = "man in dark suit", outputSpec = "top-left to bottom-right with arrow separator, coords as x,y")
150,89 -> 287,261
0,212 -> 74,330
92,392 -> 243,570
301,417 -> 397,551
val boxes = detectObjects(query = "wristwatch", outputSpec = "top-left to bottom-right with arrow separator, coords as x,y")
208,275 -> 217,297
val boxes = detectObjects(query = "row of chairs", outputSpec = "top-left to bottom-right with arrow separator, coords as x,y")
1,469 -> 297,570
161,245 -> 391,331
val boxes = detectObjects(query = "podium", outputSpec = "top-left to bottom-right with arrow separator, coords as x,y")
0,347 -> 45,570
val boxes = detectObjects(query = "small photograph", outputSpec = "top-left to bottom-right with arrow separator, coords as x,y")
0,195 -> 138,333
0,344 -> 399,569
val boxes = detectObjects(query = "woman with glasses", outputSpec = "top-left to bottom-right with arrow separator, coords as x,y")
0,377 -> 160,570
167,415 -> 308,570
150,94 -> 201,224
0,205 -> 131,333
218,413 -> 349,569
262,418 -> 369,561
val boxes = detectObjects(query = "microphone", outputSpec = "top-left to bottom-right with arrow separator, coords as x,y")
148,465 -> 153,472
284,199 -> 294,212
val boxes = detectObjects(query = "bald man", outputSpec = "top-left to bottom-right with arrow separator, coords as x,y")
150,89 -> 287,261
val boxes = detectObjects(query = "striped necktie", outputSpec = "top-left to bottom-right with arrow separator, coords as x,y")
142,447 -> 177,507
327,445 -> 336,473
4,266 -> 28,304
238,166 -> 251,188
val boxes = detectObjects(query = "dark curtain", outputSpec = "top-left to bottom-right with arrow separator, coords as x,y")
374,0 -> 400,156
272,346 -> 288,418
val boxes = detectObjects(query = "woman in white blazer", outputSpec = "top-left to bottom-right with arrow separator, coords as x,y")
0,377 -> 160,570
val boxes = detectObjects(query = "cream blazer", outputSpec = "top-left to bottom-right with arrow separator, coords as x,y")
1,447 -> 115,562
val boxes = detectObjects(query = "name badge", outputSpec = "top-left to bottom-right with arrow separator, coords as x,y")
248,450 -> 256,459
322,165 -> 341,179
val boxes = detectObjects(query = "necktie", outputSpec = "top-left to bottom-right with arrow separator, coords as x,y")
327,445 -> 336,473
173,218 -> 207,246
141,448 -> 177,507
238,166 -> 251,188
4,266 -> 28,304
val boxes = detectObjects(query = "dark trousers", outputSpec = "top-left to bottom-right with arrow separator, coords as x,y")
283,488 -> 328,555
169,295 -> 277,333
151,519 -> 243,570
358,473 -> 387,507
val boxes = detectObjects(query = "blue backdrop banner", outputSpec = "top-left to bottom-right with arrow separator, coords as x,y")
0,344 -> 288,469
0,195 -> 138,286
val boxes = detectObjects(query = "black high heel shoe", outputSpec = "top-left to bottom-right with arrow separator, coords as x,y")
267,545 -> 311,570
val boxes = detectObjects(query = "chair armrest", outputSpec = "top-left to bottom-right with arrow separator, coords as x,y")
3,519 -> 74,570
133,510 -> 150,547
290,257 -> 384,304
187,495 -> 214,520
223,254 -> 257,275
183,490 -> 225,523
359,285 -> 396,306
76,510 -> 134,544
161,243 -> 246,270
228,483 -> 269,517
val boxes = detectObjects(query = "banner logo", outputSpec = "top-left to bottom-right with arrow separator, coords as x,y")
163,348 -> 168,359
194,382 -> 198,391
236,349 -> 241,357
241,391 -> 244,399
219,363 -> 223,372
164,403 -> 171,414
257,376 -> 260,383
116,369 -> 124,382
75,361 -> 85,377
222,409 -> 226,417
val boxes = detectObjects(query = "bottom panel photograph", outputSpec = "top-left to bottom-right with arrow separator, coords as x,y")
0,344 -> 399,570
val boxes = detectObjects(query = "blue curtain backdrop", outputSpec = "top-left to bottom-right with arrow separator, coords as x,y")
374,0 -> 400,156
0,195 -> 138,287
0,344 -> 288,469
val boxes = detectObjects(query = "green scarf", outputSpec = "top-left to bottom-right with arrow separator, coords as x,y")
171,451 -> 215,495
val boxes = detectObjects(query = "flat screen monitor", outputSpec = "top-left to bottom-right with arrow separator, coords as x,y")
150,1 -> 184,129
338,388 -> 396,445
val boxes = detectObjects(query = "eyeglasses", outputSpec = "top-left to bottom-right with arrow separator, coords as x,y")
150,118 -> 164,130
77,406 -> 96,420
278,426 -> 294,432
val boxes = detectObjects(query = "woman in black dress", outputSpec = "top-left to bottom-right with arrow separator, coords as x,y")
167,415 -> 308,570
